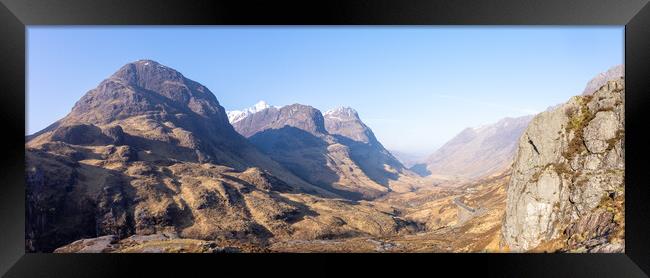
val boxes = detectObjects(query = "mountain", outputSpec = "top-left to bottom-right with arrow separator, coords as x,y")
421,115 -> 534,180
323,107 -> 377,144
231,104 -> 423,199
322,107 -> 419,191
231,103 -> 328,137
26,60 -> 424,252
227,100 -> 275,124
27,60 -> 321,189
502,77 -> 624,252
581,65 -> 624,96
27,59 -> 624,253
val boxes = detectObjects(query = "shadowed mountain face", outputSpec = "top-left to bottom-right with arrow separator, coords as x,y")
232,104 -> 422,199
323,107 -> 415,188
422,115 -> 534,180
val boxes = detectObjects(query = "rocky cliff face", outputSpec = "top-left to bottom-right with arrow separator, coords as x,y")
502,78 -> 624,252
423,115 -> 533,179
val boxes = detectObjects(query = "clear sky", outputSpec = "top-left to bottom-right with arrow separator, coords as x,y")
27,27 -> 623,154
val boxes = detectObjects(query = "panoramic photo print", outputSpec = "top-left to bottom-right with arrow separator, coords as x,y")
26,27 -> 624,253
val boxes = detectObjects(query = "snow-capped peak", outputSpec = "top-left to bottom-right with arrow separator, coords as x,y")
226,100 -> 275,123
324,106 -> 358,119
252,100 -> 270,111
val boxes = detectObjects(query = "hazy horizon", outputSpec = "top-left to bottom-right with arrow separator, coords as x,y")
27,27 -> 623,154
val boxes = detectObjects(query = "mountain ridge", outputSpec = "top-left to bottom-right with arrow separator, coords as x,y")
231,101 -> 424,199
420,115 -> 534,180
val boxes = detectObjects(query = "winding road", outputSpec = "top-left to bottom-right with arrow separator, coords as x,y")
453,197 -> 476,213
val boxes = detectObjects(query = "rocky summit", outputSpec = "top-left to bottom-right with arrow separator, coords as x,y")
25,60 -> 624,253
323,106 -> 377,144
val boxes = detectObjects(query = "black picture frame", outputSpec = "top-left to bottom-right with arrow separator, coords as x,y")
1,0 -> 649,277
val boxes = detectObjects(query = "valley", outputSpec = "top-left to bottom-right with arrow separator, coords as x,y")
26,60 -> 624,253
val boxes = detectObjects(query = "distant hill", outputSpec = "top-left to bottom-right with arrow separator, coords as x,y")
421,115 -> 533,179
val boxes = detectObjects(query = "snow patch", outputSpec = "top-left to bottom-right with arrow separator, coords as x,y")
324,106 -> 358,119
227,100 -> 278,123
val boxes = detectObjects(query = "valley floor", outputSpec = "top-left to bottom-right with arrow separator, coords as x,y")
54,172 -> 510,253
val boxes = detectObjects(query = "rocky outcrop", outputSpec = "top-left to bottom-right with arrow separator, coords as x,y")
502,78 -> 624,252
424,115 -> 533,179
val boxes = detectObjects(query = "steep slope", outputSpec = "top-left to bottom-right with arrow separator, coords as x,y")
323,107 -> 421,192
231,104 -> 423,199
422,115 -> 533,179
26,60 -> 370,252
502,78 -> 624,252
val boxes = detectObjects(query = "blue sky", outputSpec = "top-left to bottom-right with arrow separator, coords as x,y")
27,27 -> 623,154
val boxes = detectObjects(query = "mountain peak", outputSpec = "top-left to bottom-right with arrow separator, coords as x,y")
253,100 -> 270,110
109,59 -> 186,88
227,100 -> 275,123
64,60 -> 226,126
323,106 -> 379,144
230,103 -> 327,137
324,106 -> 359,119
